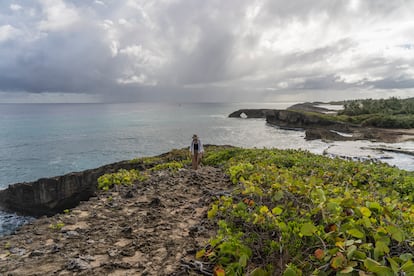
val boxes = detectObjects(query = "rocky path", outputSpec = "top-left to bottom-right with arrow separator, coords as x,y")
0,166 -> 233,275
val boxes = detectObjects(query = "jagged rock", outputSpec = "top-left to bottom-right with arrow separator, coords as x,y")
65,230 -> 80,238
9,247 -> 26,256
228,109 -> 272,118
29,249 -> 44,257
305,128 -> 352,141
149,197 -> 163,208
66,258 -> 91,271
0,165 -> 234,275
0,160 -> 145,217
266,109 -> 350,132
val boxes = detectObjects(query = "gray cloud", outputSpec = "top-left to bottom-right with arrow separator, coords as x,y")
0,0 -> 414,102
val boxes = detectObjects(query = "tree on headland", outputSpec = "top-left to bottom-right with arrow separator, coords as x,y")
340,97 -> 414,116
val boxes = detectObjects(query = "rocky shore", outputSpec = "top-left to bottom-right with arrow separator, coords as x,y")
229,103 -> 414,143
0,164 -> 233,275
0,160 -> 144,217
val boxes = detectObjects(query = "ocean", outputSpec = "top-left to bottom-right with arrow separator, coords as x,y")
0,102 -> 413,236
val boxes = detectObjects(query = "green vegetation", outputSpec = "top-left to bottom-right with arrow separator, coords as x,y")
93,145 -> 414,274
200,147 -> 414,275
336,97 -> 414,128
49,221 -> 65,231
99,149 -> 192,191
295,97 -> 414,129
97,169 -> 148,191
149,160 -> 185,172
340,97 -> 414,116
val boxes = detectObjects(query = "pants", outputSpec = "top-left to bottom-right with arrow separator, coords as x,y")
192,150 -> 202,170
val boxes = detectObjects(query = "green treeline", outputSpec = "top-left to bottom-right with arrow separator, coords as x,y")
340,97 -> 414,116
337,97 -> 414,128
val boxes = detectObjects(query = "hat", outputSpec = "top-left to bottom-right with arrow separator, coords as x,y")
192,134 -> 198,139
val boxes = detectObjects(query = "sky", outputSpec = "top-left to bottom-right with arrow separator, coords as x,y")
0,0 -> 413,103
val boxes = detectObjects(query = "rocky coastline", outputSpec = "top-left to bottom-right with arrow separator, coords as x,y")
229,102 -> 414,143
0,148 -> 233,275
0,143 -> 413,274
0,160 -> 145,217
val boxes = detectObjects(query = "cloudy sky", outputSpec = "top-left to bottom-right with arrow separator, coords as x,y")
0,0 -> 413,103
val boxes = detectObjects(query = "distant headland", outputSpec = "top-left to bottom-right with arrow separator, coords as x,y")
229,97 -> 414,143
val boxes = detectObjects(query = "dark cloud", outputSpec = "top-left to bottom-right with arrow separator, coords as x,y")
0,0 -> 414,102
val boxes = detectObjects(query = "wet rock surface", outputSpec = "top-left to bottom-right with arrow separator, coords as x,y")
0,166 -> 233,275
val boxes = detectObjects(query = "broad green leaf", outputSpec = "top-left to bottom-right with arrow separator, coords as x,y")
316,188 -> 326,202
272,207 -> 283,216
344,240 -> 355,246
239,254 -> 248,267
402,260 -> 414,273
366,202 -> 383,212
340,266 -> 354,273
364,258 -> 394,275
386,225 -> 404,242
331,253 -> 346,269
259,206 -> 269,214
347,228 -> 365,239
283,267 -> 297,276
300,223 -> 317,236
376,268 -> 396,276
375,240 -> 390,255
335,241 -> 345,250
353,250 -> 367,260
401,253 -> 414,262
361,216 -> 372,228
195,249 -> 205,259
278,221 -> 288,232
272,190 -> 284,201
341,198 -> 356,208
386,257 -> 400,273
346,245 -> 357,259
360,207 -> 372,217
327,202 -> 341,213
364,258 -> 381,271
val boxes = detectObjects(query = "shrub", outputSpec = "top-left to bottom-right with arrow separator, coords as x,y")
97,169 -> 148,191
201,148 -> 414,275
150,161 -> 184,172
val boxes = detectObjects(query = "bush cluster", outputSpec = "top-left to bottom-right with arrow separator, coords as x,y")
97,169 -> 148,191
200,148 -> 414,275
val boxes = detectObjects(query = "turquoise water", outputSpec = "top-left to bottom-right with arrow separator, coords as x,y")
0,102 -> 318,187
0,102 -> 413,235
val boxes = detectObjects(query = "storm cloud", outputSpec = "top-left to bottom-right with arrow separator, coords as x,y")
0,0 -> 413,102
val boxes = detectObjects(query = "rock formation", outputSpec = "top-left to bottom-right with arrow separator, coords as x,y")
229,105 -> 414,142
0,161 -> 144,217
0,166 -> 233,275
228,109 -> 271,118
305,128 -> 353,141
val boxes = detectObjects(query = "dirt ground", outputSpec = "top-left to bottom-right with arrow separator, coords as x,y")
0,166 -> 233,275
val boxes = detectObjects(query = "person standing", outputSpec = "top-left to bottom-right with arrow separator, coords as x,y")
190,134 -> 204,170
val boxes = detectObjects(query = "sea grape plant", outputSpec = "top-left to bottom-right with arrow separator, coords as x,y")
200,148 -> 414,275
